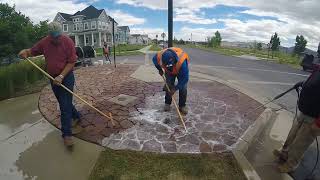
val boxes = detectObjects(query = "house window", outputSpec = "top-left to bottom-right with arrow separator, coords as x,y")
102,22 -> 106,29
73,18 -> 79,22
91,21 -> 96,29
94,37 -> 96,43
63,24 -> 68,32
73,24 -> 80,31
85,36 -> 89,44
84,22 -> 89,30
98,21 -> 102,29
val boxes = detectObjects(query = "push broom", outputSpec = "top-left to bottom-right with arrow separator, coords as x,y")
26,57 -> 115,126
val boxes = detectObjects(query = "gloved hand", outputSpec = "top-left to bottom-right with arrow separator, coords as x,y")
294,81 -> 304,89
159,69 -> 164,76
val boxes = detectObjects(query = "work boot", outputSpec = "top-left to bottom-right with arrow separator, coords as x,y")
277,163 -> 294,173
179,107 -> 188,115
63,136 -> 74,147
164,104 -> 171,112
273,149 -> 288,163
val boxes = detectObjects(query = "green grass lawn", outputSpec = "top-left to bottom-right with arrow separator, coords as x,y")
182,44 -> 302,69
149,44 -> 162,51
95,44 -> 146,57
89,149 -> 246,180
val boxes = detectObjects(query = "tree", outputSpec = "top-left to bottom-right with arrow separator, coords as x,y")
178,39 -> 185,45
208,31 -> 222,48
318,42 -> 320,57
293,35 -> 307,56
0,3 -> 49,62
257,42 -> 263,50
269,32 -> 281,58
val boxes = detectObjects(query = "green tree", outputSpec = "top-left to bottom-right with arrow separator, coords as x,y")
211,31 -> 222,48
293,35 -> 307,56
0,3 -> 49,63
257,42 -> 263,50
270,32 -> 281,58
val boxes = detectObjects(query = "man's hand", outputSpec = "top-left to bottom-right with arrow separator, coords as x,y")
18,49 -> 31,59
53,75 -> 64,86
159,69 -> 164,76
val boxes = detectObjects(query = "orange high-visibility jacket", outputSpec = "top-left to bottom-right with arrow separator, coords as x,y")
156,47 -> 190,75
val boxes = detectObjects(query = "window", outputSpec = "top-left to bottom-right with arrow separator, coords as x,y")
85,36 -> 89,44
73,24 -> 80,31
91,21 -> 96,29
98,21 -> 102,29
102,22 -> 106,29
73,18 -> 80,22
84,22 -> 89,30
63,24 -> 68,32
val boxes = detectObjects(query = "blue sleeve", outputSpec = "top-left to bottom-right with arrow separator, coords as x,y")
152,54 -> 162,71
176,61 -> 189,90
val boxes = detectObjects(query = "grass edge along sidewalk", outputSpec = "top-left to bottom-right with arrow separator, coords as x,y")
95,44 -> 146,56
89,148 -> 246,180
0,57 -> 48,101
182,44 -> 302,69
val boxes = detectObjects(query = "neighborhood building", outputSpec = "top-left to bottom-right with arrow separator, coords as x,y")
129,34 -> 150,45
53,5 -> 131,47
117,26 -> 130,44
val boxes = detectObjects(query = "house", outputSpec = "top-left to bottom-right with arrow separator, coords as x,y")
53,5 -> 118,47
117,26 -> 130,44
129,34 -> 150,45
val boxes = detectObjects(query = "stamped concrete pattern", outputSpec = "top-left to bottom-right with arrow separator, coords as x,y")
38,65 -> 263,153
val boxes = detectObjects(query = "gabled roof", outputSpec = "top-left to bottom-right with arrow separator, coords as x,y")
118,26 -> 130,31
72,5 -> 103,20
59,12 -> 72,21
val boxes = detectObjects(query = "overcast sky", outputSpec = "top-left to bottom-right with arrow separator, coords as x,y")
1,0 -> 319,50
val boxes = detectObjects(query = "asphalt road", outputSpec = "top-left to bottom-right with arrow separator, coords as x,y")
183,47 -> 310,112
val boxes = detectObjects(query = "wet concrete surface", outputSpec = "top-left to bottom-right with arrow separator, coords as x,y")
0,93 -> 102,180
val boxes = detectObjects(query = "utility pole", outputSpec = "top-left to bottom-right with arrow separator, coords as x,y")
112,18 -> 116,68
168,0 -> 173,48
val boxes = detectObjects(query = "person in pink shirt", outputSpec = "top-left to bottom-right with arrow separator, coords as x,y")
19,22 -> 82,147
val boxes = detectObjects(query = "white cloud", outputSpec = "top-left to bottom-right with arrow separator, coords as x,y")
174,9 -> 217,25
108,10 -> 146,26
0,0 -> 87,23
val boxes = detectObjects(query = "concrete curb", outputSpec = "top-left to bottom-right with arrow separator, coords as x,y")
190,70 -> 277,180
232,108 -> 273,180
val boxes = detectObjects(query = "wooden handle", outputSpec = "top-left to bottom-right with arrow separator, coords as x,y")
161,75 -> 187,131
26,58 -> 115,126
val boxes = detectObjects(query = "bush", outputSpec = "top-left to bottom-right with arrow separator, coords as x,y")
0,57 -> 45,100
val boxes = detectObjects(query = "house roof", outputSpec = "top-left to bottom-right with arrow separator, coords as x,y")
72,5 -> 103,20
59,12 -> 72,21
118,26 -> 130,31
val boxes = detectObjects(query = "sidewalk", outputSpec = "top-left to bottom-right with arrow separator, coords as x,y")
0,93 -> 102,180
246,109 -> 320,180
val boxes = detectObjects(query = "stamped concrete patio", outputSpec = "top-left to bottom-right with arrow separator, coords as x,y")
38,64 -> 263,153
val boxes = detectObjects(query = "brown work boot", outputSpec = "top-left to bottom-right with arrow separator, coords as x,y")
277,163 -> 294,173
273,149 -> 288,163
164,104 -> 171,112
63,136 -> 74,147
179,106 -> 188,115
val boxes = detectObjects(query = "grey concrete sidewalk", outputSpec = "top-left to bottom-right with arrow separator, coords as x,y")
246,109 -> 320,180
0,93 -> 102,180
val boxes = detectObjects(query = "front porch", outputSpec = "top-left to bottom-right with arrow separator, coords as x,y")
70,31 -> 113,48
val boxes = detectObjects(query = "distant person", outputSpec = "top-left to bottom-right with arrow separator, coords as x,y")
152,47 -> 190,115
18,22 -> 82,147
103,43 -> 111,64
273,67 -> 320,173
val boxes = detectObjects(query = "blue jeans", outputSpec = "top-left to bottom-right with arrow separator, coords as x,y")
165,74 -> 187,107
50,71 -> 80,137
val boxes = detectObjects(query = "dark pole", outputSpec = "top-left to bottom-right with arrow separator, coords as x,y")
112,18 -> 116,68
168,0 -> 173,48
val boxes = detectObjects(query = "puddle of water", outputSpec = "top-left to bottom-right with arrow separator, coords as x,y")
0,120 -> 54,180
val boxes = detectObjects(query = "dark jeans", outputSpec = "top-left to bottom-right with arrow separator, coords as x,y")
165,74 -> 187,107
50,71 -> 80,137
